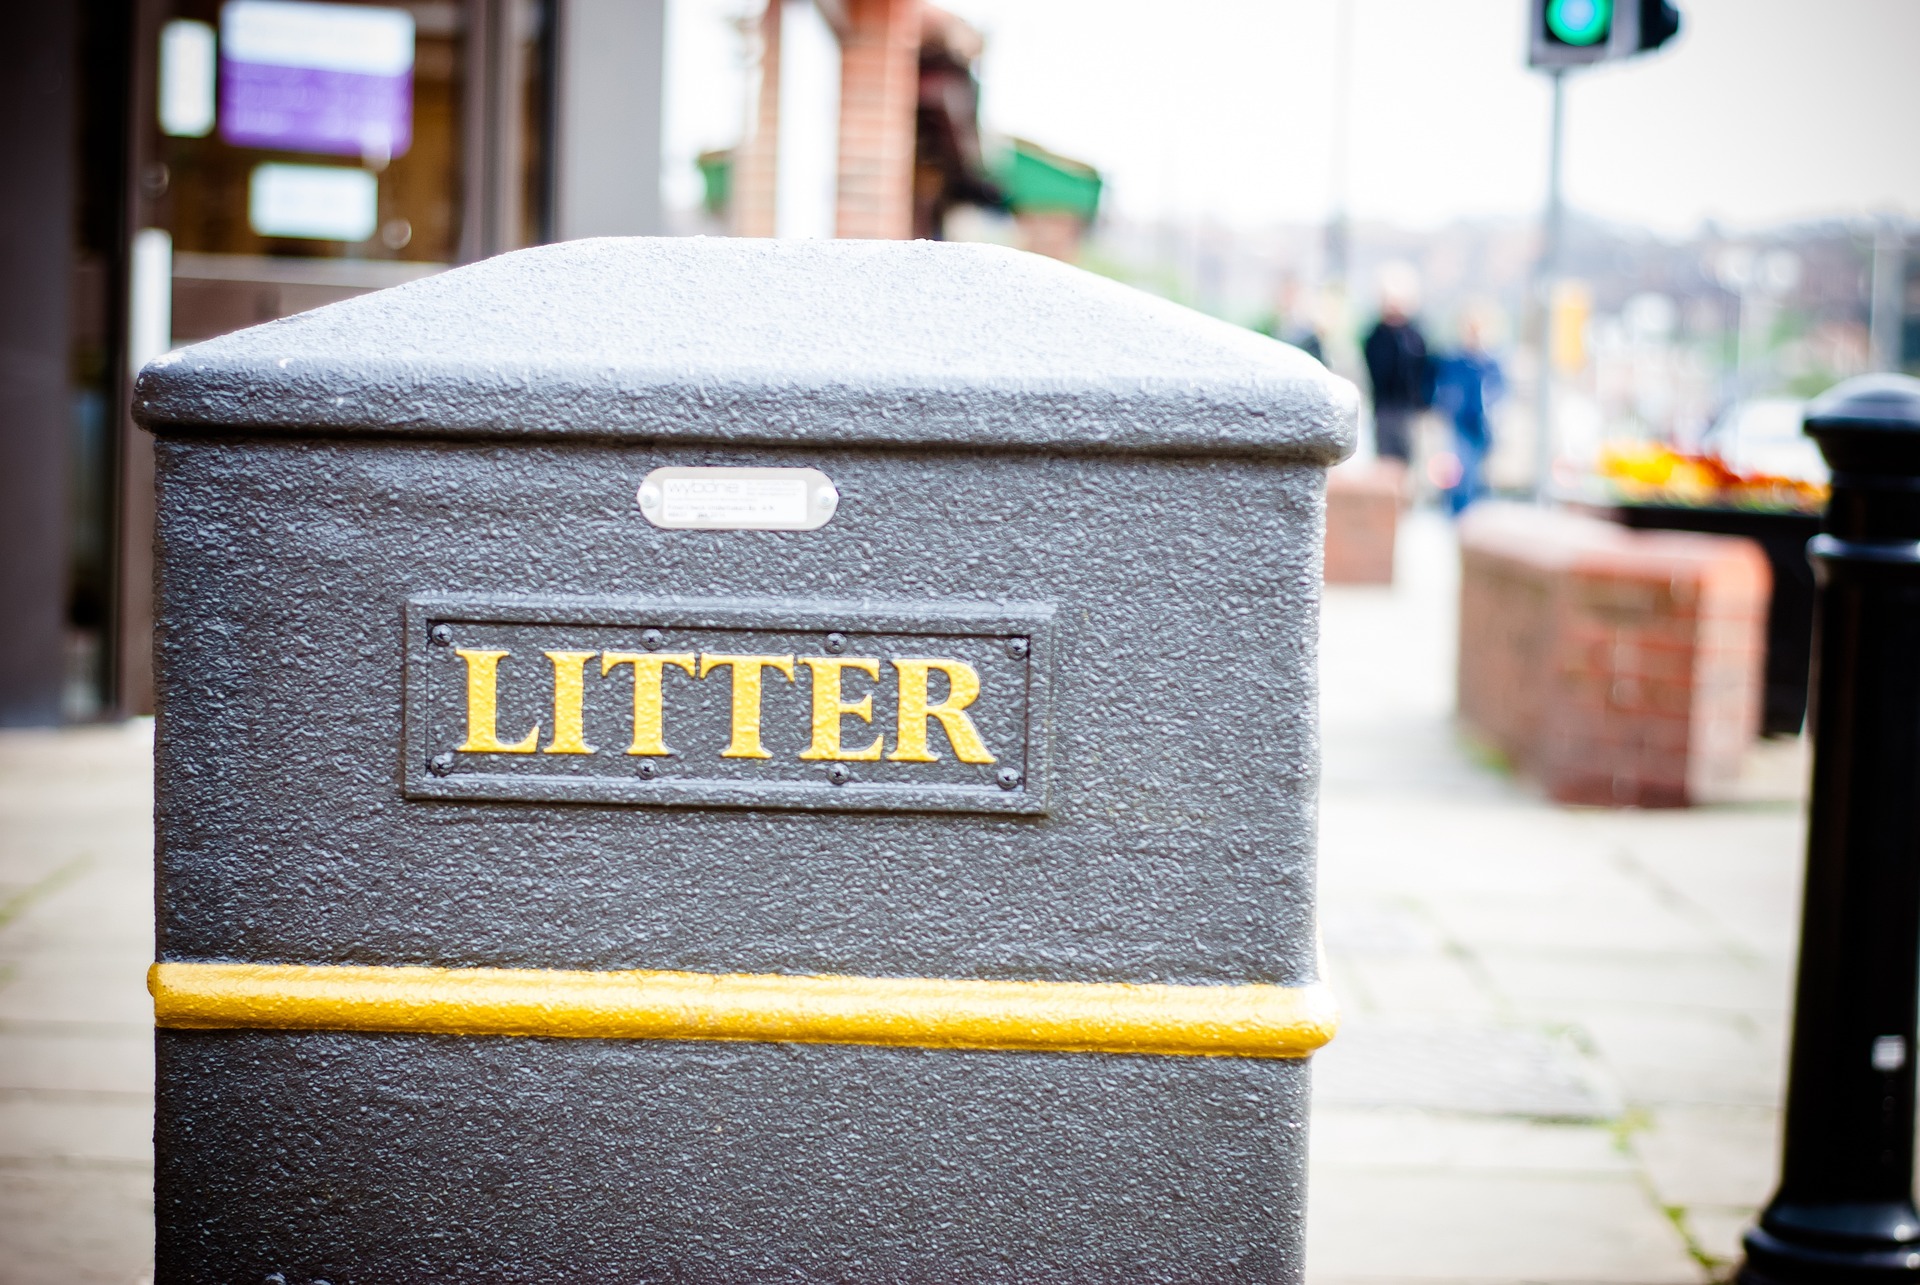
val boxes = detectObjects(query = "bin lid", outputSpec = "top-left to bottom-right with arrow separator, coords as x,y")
134,237 -> 1355,464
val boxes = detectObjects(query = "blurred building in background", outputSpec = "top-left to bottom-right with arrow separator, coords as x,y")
13,0 -> 1905,729
2,0 -> 671,727
1084,209 -> 1917,499
0,0 -> 1108,729
689,1 -> 1099,258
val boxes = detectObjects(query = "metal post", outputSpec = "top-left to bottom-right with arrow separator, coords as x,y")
550,0 -> 666,240
1870,222 -> 1906,374
1323,0 -> 1352,293
1741,373 -> 1920,1285
1733,278 -> 1757,397
1532,68 -> 1566,502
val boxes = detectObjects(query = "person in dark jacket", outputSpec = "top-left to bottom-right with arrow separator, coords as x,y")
1362,291 -> 1431,463
1431,313 -> 1506,515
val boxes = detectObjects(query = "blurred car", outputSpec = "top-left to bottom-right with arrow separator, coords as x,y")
1597,397 -> 1828,513
1699,397 -> 1827,484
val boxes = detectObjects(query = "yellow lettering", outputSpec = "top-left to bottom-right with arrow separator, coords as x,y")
699,654 -> 796,759
541,651 -> 599,754
796,657 -> 884,761
888,658 -> 996,764
601,652 -> 697,756
454,649 -> 540,753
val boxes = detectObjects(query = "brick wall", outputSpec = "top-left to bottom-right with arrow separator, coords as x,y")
1014,211 -> 1085,263
734,0 -> 925,242
835,0 -> 920,240
730,1 -> 781,238
1458,504 -> 1769,807
1324,460 -> 1405,585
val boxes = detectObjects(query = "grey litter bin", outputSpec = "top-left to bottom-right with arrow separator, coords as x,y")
136,237 -> 1354,1283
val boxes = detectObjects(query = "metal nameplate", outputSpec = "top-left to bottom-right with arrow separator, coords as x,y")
403,596 -> 1052,814
636,467 -> 839,531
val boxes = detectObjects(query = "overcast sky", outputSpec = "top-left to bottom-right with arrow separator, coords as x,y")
663,0 -> 1920,234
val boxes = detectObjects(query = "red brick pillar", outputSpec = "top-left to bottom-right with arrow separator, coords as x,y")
1323,460 -> 1406,584
1457,505 -> 1769,807
731,1 -> 782,238
835,0 -> 920,240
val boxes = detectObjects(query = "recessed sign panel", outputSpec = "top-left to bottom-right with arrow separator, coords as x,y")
403,596 -> 1051,814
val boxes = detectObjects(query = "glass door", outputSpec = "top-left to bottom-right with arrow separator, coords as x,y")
142,0 -> 551,345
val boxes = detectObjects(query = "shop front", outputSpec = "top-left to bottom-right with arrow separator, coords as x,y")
0,0 -> 664,722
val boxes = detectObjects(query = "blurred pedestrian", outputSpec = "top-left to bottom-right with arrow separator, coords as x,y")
1257,277 -> 1326,364
1432,312 -> 1506,515
1362,270 -> 1431,463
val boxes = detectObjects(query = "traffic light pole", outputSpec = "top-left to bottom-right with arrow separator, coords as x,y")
1525,0 -> 1683,500
1532,67 -> 1566,503
1323,0 -> 1353,293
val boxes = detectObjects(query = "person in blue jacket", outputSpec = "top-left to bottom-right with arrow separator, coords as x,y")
1432,313 -> 1506,515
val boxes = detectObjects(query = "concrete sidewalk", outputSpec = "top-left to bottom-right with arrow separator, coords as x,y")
1310,510 -> 1804,1284
0,720 -> 155,1285
0,511 -> 1805,1283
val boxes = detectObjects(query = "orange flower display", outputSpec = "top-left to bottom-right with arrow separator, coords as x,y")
1597,442 -> 1828,513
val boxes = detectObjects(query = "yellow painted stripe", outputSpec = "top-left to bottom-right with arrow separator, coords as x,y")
149,961 -> 1337,1059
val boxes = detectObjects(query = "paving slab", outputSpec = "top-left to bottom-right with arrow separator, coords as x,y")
0,1031 -> 153,1096
1305,1168 -> 1706,1283
1680,1206 -> 1759,1274
1474,948 -> 1790,1018
1312,1107 -> 1635,1174
1422,888 -> 1715,957
1337,952 -> 1505,1020
0,1168 -> 153,1285
1576,1010 -> 1785,1108
1315,1016 -> 1620,1119
1631,1105 -> 1781,1210
1581,814 -> 1806,965
1312,510 -> 1801,1284
1321,900 -> 1448,956
0,1097 -> 152,1167
0,724 -> 156,1284
0,968 -> 157,1028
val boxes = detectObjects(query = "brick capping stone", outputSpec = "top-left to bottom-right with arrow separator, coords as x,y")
1457,503 -> 1769,807
835,0 -> 921,240
1324,458 -> 1405,585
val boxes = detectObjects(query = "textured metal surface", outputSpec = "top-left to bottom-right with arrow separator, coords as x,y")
133,237 -> 1356,462
158,1031 -> 1310,1282
154,439 -> 1329,984
141,237 -> 1353,1279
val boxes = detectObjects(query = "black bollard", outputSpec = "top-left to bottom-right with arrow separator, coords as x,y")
1742,374 -> 1920,1284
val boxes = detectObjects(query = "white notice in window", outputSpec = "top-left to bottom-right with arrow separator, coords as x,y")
159,20 -> 217,137
248,163 -> 378,241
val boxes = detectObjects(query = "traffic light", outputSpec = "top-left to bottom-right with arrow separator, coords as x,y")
1637,0 -> 1681,53
1545,0 -> 1612,52
1529,0 -> 1680,69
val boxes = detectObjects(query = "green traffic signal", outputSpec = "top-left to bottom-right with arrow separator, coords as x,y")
1546,0 -> 1613,45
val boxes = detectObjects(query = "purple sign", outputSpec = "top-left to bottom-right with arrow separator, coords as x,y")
220,61 -> 412,159
217,1 -> 414,160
